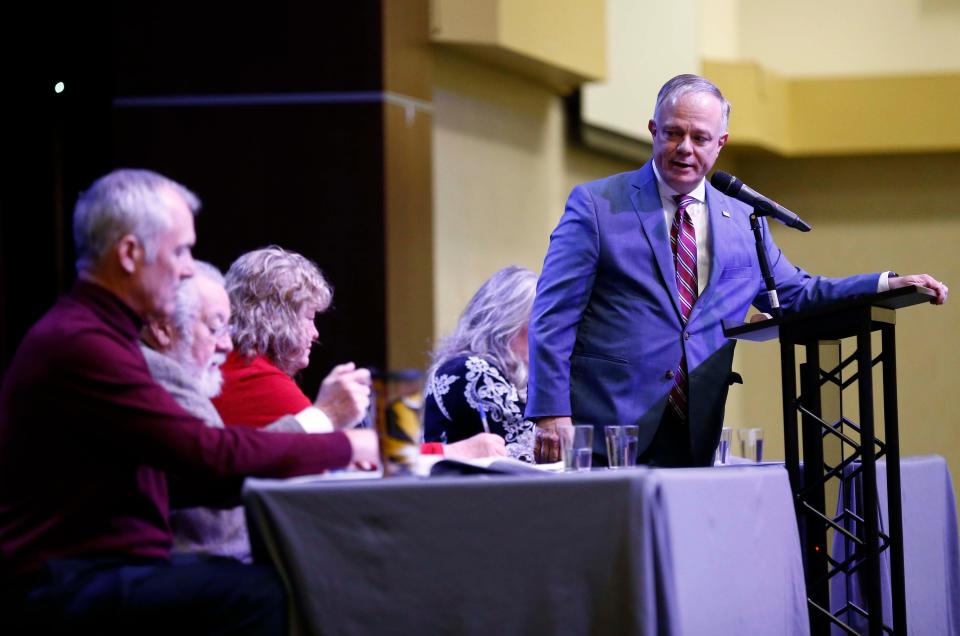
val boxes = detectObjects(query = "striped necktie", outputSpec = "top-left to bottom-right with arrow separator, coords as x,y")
668,194 -> 698,421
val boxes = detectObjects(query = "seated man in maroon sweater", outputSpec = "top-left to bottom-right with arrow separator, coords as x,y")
0,168 -> 378,634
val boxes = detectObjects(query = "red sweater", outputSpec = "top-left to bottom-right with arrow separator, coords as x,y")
212,352 -> 310,429
0,282 -> 352,583
213,352 -> 445,455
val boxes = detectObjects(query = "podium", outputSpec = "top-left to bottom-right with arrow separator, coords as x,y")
724,285 -> 936,636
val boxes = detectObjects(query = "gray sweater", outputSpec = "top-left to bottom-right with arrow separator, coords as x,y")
141,345 -> 303,562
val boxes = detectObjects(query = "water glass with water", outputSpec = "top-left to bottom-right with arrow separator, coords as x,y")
715,427 -> 733,465
560,424 -> 593,471
605,425 -> 639,469
738,427 -> 764,462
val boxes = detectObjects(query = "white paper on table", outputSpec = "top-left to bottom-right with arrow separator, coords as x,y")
455,456 -> 565,473
280,467 -> 383,484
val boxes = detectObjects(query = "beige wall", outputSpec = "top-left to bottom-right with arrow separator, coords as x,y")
735,0 -> 960,76
589,0 -> 960,154
384,0 -> 435,371
432,52 -> 635,343
432,52 -> 564,339
582,0 -> 699,142
700,0 -> 960,75
699,0 -> 741,61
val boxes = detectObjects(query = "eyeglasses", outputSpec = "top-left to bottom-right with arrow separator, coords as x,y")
203,320 -> 233,341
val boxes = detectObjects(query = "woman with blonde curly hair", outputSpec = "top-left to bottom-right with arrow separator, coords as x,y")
212,246 -> 370,430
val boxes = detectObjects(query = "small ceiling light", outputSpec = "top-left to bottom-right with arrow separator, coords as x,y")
54,81 -> 65,94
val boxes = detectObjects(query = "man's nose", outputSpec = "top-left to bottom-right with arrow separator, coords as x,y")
676,134 -> 692,153
180,252 -> 196,279
216,322 -> 233,354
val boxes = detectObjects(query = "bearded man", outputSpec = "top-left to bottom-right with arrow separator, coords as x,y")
141,261 -> 306,562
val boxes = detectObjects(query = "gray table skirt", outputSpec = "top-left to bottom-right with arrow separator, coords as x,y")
245,465 -> 808,636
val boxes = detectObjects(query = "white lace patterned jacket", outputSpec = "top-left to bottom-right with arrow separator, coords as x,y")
423,355 -> 535,463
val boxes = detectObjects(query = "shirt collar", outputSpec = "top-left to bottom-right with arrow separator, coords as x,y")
651,161 -> 706,205
71,279 -> 144,340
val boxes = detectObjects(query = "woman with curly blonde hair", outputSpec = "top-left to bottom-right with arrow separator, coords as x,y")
212,246 -> 370,430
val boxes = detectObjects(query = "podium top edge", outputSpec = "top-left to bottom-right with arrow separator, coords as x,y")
723,285 -> 934,341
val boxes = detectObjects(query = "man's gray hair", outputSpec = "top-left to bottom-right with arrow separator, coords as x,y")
226,246 -> 333,376
171,261 -> 226,345
73,168 -> 201,272
429,265 -> 538,392
654,74 -> 732,132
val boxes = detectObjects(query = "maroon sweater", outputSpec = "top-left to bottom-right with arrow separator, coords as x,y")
0,281 -> 352,582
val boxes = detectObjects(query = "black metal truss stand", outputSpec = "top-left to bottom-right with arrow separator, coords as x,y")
724,286 -> 936,636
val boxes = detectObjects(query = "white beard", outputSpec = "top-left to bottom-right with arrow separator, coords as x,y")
171,343 -> 226,399
196,361 -> 225,399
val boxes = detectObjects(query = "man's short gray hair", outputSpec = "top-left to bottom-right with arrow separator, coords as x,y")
73,168 -> 201,272
226,246 -> 333,376
171,261 -> 226,345
654,74 -> 732,132
429,265 -> 538,392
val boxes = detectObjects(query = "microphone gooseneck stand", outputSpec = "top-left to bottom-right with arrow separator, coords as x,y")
749,210 -> 783,319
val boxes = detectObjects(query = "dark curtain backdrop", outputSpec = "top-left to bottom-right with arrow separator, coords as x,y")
1,1 -> 392,397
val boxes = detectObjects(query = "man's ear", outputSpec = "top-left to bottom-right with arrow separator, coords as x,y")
116,234 -> 141,274
717,132 -> 729,153
143,319 -> 174,351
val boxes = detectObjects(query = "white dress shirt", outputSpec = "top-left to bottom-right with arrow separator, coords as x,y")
651,162 -> 712,296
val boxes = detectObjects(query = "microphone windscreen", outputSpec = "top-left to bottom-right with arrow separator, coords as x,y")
710,170 -> 739,195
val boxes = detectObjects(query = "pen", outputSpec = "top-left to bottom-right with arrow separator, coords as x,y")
478,404 -> 490,434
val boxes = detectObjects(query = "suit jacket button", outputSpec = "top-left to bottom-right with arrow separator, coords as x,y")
665,370 -> 675,379
683,331 -> 690,340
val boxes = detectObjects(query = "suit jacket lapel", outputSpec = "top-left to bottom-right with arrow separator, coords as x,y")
630,163 -> 682,319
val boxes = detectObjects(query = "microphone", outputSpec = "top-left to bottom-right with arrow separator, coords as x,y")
710,171 -> 812,232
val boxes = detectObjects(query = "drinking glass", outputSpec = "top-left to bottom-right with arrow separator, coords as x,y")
715,427 -> 733,465
560,424 -> 594,471
738,427 -> 765,462
605,425 -> 639,469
